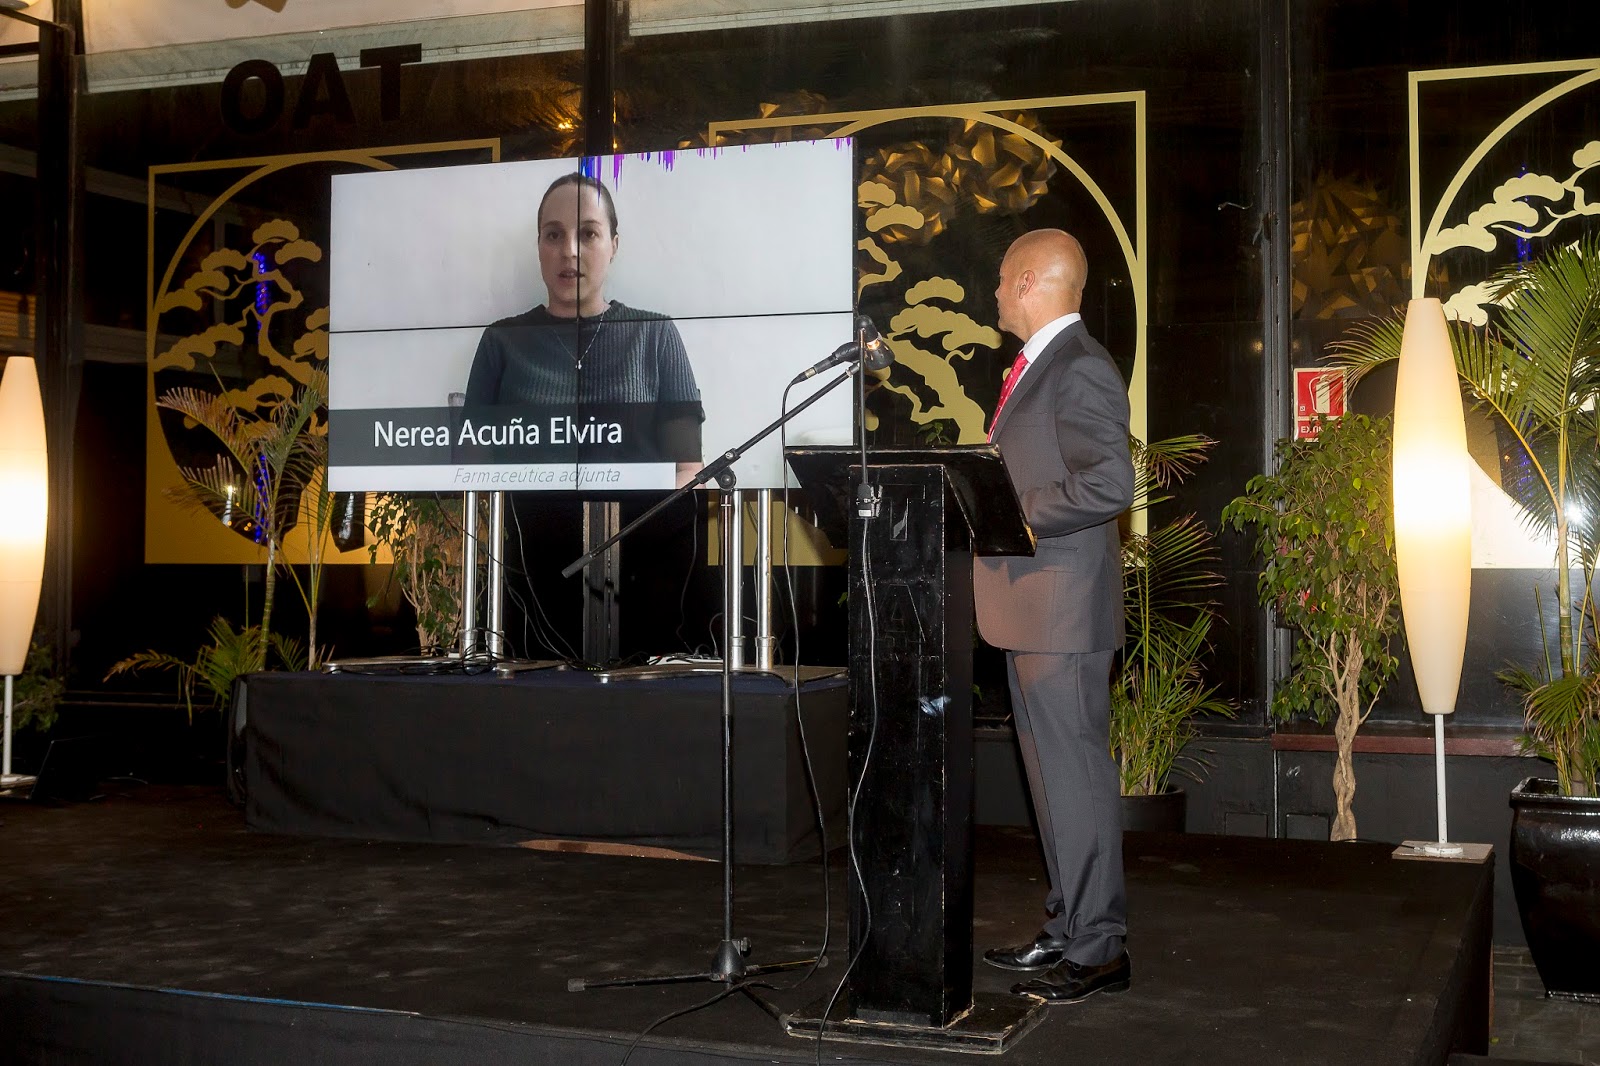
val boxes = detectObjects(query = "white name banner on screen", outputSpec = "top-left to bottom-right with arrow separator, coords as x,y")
328,139 -> 857,493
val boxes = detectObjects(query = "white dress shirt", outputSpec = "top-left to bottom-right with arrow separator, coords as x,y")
1011,312 -> 1083,391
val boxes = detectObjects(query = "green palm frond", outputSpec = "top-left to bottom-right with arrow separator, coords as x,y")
1131,435 -> 1215,513
106,617 -> 304,723
1325,314 -> 1404,388
1115,434 -> 1232,795
104,650 -> 192,679
1132,515 -> 1222,605
1490,241 -> 1600,422
1514,670 -> 1600,797
169,457 -> 257,519
158,387 -> 253,458
1111,617 -> 1231,795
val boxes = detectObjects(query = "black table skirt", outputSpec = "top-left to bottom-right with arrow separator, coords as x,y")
241,670 -> 847,864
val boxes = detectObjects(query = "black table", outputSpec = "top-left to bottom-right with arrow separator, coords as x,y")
241,670 -> 847,864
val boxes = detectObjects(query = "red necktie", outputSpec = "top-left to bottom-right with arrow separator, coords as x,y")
988,351 -> 1030,442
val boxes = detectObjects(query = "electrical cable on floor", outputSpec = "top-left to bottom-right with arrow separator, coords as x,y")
813,519 -> 880,1065
768,379 -> 831,994
613,979 -> 777,1066
420,490 -> 586,668
427,491 -> 580,666
507,499 -> 583,663
674,491 -> 704,654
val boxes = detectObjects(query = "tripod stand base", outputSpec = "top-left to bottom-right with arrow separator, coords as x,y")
784,992 -> 1044,1056
568,946 -> 820,992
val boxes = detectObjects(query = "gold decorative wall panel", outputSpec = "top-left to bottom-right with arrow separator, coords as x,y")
1407,59 -> 1600,568
708,93 -> 1147,451
144,139 -> 500,564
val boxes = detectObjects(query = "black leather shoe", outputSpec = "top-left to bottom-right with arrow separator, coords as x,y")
1011,951 -> 1131,1003
982,932 -> 1072,972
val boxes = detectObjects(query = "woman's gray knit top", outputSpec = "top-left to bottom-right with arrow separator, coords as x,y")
465,302 -> 701,407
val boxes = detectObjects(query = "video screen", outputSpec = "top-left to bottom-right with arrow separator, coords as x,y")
327,141 -> 857,492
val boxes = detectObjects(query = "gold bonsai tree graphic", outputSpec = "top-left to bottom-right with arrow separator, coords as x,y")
858,113 -> 1058,442
151,218 -> 334,661
698,105 -> 1070,442
154,218 -> 326,396
873,276 -> 999,441
1430,140 -> 1600,324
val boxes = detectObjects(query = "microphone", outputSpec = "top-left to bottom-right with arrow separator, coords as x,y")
790,315 -> 891,384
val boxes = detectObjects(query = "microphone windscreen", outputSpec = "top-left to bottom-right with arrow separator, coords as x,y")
855,315 -> 893,371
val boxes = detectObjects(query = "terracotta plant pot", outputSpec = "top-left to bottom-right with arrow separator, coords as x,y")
1509,777 -> 1600,1002
1121,788 -> 1186,833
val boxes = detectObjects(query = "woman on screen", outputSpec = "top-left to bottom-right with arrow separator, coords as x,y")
464,172 -> 704,487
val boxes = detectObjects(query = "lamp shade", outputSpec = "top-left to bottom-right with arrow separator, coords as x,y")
1392,298 -> 1471,716
0,356 -> 47,677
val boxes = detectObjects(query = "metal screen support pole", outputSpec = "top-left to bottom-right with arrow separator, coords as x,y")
487,490 -> 507,658
727,491 -> 747,669
460,491 -> 481,656
754,488 -> 776,670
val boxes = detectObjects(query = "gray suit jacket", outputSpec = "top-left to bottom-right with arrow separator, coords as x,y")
974,321 -> 1134,653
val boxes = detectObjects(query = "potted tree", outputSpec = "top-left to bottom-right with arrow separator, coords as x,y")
366,494 -> 472,654
1333,235 -> 1600,998
1222,414 -> 1401,842
1112,434 -> 1232,831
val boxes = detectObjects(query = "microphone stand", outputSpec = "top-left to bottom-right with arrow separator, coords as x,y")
562,364 -> 855,1008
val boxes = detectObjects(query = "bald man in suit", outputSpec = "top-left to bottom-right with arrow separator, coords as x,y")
975,229 -> 1134,1003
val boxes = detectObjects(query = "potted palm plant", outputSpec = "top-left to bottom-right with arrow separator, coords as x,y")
156,369 -> 328,666
1332,235 -> 1600,999
1223,413 -> 1401,842
1112,434 -> 1232,832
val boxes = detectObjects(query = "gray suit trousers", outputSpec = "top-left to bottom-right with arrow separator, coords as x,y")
1005,647 -> 1126,965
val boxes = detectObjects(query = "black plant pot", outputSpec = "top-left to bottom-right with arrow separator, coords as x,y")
1121,788 -> 1186,833
1509,776 -> 1600,1002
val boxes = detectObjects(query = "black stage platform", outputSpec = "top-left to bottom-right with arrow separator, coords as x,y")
242,671 -> 848,863
0,785 -> 1489,1065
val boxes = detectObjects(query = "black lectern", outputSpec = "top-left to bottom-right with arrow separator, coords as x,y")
784,445 -> 1043,1053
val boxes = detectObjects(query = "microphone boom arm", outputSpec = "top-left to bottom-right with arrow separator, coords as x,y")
560,365 -> 859,580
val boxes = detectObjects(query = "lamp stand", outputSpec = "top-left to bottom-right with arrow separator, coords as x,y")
2,674 -> 38,792
1433,714 -> 1456,849
1394,715 -> 1487,863
1389,298 -> 1485,866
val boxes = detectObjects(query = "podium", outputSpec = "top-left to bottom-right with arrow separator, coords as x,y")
784,445 -> 1043,1053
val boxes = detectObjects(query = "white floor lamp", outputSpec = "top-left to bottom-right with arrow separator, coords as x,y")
1390,298 -> 1486,861
0,355 -> 48,792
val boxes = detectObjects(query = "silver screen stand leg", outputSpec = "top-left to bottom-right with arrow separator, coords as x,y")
487,491 -> 506,659
754,488 -> 776,671
582,500 -> 621,665
460,491 -> 481,657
